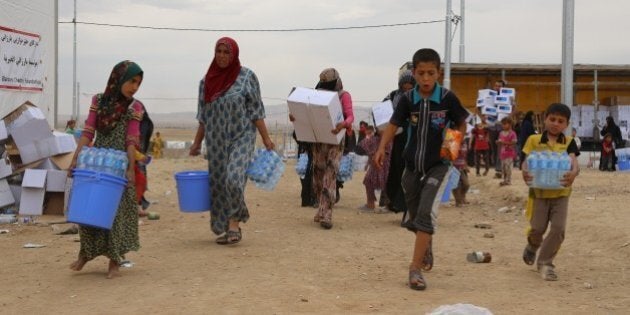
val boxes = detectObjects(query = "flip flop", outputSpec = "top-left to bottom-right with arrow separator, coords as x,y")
216,228 -> 242,245
408,269 -> 427,290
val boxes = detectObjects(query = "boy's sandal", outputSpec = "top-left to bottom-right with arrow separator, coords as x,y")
522,247 -> 536,265
408,269 -> 427,290
421,242 -> 434,271
540,265 -> 558,281
216,228 -> 242,245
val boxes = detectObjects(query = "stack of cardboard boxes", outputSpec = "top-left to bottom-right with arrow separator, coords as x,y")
476,88 -> 517,125
1,101 -> 77,217
287,87 -> 345,145
574,104 -> 630,140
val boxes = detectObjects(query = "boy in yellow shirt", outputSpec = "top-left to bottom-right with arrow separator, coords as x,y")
521,103 -> 580,281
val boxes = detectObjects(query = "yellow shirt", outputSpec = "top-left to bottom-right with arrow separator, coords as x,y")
522,132 -> 578,199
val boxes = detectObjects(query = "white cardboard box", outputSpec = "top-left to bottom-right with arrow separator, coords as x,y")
494,95 -> 512,106
0,179 -> 15,208
499,88 -> 516,98
49,131 -> 77,155
7,114 -> 54,164
19,169 -> 47,216
372,100 -> 393,131
287,87 -> 345,145
478,89 -> 497,99
481,105 -> 498,116
4,104 -> 47,133
476,97 -> 494,108
0,120 -> 8,143
0,158 -> 12,179
46,170 -> 68,192
496,104 -> 513,114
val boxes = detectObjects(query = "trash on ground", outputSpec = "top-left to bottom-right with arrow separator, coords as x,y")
474,223 -> 492,229
23,243 -> 46,248
429,303 -> 493,315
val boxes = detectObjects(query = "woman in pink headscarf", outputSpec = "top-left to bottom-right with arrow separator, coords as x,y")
190,37 -> 274,245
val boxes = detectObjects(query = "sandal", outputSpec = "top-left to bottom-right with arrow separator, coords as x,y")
522,247 -> 536,265
421,241 -> 434,271
320,221 -> 333,230
408,269 -> 427,290
540,265 -> 558,281
216,228 -> 242,245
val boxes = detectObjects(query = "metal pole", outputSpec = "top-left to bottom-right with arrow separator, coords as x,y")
561,0 -> 574,107
593,70 -> 599,109
54,0 -> 58,129
444,0 -> 452,89
76,82 -> 80,125
72,0 -> 77,119
459,0 -> 465,63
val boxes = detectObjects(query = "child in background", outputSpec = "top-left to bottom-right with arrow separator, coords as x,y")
600,133 -> 615,171
359,129 -> 392,211
151,131 -> 163,159
497,117 -> 518,186
571,127 -> 581,150
452,139 -> 470,207
472,122 -> 490,176
521,103 -> 579,281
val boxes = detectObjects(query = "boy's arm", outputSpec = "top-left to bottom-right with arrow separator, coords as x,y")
521,137 -> 533,184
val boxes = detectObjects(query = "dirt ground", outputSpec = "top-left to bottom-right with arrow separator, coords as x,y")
1,128 -> 629,314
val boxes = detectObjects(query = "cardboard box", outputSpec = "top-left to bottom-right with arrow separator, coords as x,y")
478,89 -> 497,99
0,120 -> 8,143
497,104 -> 513,114
3,102 -> 46,133
19,169 -> 47,216
0,179 -> 15,208
476,97 -> 494,108
46,169 -> 68,192
499,88 -> 516,98
49,131 -> 77,156
494,95 -> 512,106
0,158 -> 12,179
481,105 -> 498,116
372,100 -> 393,131
485,115 -> 498,126
9,183 -> 21,207
287,87 -> 345,145
44,192 -> 65,216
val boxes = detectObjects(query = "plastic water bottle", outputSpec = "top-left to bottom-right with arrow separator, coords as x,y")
526,151 -> 539,187
558,152 -> 571,185
77,147 -> 89,169
85,148 -> 96,171
119,151 -> 129,177
547,152 -> 560,188
102,149 -> 114,176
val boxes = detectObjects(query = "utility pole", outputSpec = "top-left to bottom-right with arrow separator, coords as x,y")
459,0 -> 465,63
444,0 -> 453,89
561,0 -> 574,107
72,0 -> 77,120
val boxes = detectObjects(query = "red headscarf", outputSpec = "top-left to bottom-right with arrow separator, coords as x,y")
203,37 -> 241,103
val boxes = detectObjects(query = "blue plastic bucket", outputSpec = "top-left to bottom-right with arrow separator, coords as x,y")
67,169 -> 128,230
618,160 -> 630,171
175,171 -> 210,212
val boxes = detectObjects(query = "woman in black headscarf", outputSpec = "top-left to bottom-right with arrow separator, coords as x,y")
518,111 -> 536,168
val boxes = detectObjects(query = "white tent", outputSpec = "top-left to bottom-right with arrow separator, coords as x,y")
0,0 -> 57,125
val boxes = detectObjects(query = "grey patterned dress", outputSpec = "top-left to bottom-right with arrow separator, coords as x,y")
197,67 -> 265,235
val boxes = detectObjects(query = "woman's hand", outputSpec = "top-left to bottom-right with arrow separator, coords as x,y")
289,114 -> 295,122
374,148 -> 385,169
263,137 -> 275,151
189,142 -> 201,156
68,155 -> 78,177
126,167 -> 135,186
331,122 -> 345,135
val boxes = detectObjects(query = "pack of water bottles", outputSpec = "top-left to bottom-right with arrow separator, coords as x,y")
526,150 -> 572,189
337,153 -> 355,182
246,148 -> 285,191
295,153 -> 309,179
616,148 -> 630,171
76,147 -> 129,178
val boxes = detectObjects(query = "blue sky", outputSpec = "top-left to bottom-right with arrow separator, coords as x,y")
57,0 -> 630,115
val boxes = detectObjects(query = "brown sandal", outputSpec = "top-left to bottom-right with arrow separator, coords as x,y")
408,269 -> 427,290
216,228 -> 241,245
